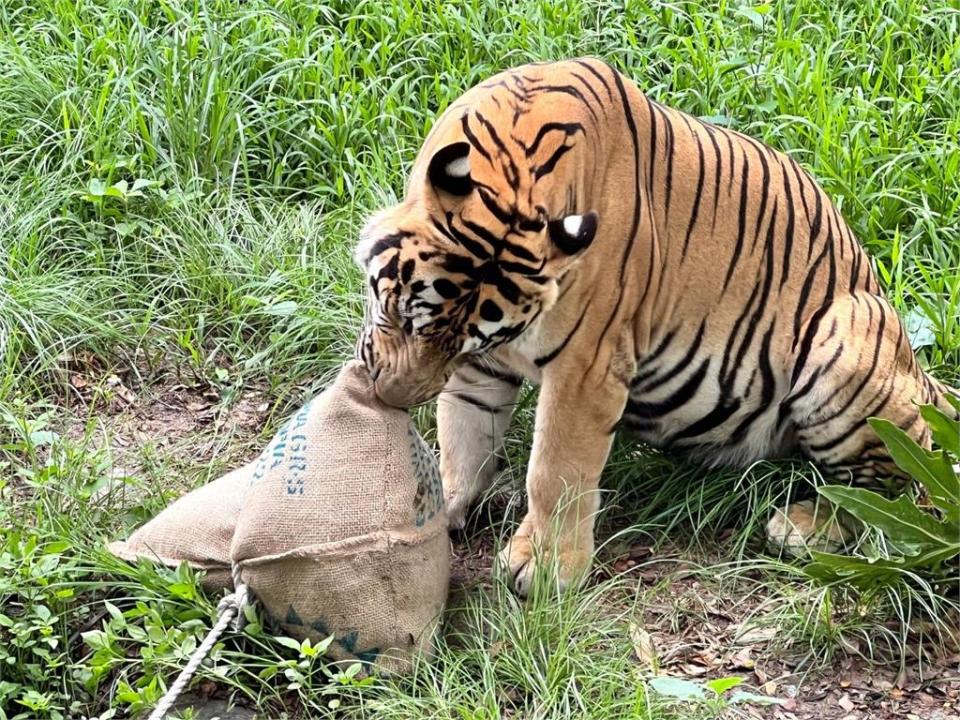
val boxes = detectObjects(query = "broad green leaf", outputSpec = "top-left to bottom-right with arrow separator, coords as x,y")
904,307 -> 936,349
166,581 -> 196,600
700,114 -> 735,127
103,601 -> 124,623
920,404 -> 960,456
41,541 -> 71,555
806,545 -> 959,589
649,676 -> 706,700
105,179 -> 128,197
730,691 -> 787,706
131,178 -> 158,191
28,430 -> 59,446
867,417 -> 959,520
706,676 -> 743,695
87,178 -> 107,197
946,394 -> 960,414
734,7 -> 766,28
263,300 -> 298,316
818,485 -> 954,545
273,636 -> 303,651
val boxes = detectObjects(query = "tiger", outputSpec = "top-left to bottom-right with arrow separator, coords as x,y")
354,58 -> 959,597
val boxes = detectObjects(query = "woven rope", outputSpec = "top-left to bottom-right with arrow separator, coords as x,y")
146,566 -> 248,720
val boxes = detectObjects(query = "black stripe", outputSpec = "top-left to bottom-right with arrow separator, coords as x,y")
803,296 -> 887,429
376,252 -> 399,281
461,218 -> 504,254
645,95 -> 658,205
779,159 -> 795,289
491,270 -> 522,305
749,145 -> 771,255
475,112 -> 520,190
499,258 -> 545,276
534,144 -> 575,179
808,183 -> 823,263
618,417 -> 658,433
431,216 -> 457,243
778,341 -> 845,425
725,203 -> 778,387
573,59 -> 614,100
658,104 -> 676,223
497,259 -> 547,278
790,302 -> 831,389
524,122 -> 584,157
670,396 -> 741,442
635,328 -> 678,372
626,357 -> 710,419
722,143 -> 750,291
788,158 -> 812,224
460,114 -> 493,164
479,80 -> 528,104
365,231 -> 412,264
719,279 -> 762,386
679,115 -> 705,258
449,391 -> 496,411
702,123 -> 723,231
478,187 -> 513,224
441,253 -> 477,278
807,382 -> 895,455
448,220 -> 493,260
588,62 -> 644,369
791,238 -> 831,350
730,324 -> 777,443
849,245 -> 864,293
635,321 -> 706,393
571,71 -> 605,106
535,304 -> 589,367
468,360 -> 523,386
475,111 -> 511,157
529,84 -> 600,122
723,131 -> 736,196
500,237 -> 540,263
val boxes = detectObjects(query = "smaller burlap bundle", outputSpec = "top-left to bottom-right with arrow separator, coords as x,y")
109,361 -> 449,675
108,467 -> 247,592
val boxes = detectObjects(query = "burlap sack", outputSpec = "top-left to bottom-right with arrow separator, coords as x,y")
107,466 -> 248,592
108,361 -> 449,675
231,361 -> 449,675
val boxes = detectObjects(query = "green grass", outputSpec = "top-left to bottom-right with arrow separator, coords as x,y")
1,0 -> 959,718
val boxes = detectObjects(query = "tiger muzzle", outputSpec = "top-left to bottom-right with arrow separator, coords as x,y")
361,333 -> 452,409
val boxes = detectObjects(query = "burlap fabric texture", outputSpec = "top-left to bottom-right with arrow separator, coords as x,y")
109,361 -> 449,674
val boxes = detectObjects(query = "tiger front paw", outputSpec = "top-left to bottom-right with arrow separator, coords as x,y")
496,518 -> 593,597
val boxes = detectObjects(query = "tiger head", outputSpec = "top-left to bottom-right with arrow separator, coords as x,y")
354,139 -> 598,408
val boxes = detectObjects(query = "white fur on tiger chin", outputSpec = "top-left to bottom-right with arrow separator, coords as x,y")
766,499 -> 856,558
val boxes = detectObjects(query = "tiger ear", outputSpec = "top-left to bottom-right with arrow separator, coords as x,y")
427,142 -> 472,196
547,211 -> 598,256
354,208 -> 393,269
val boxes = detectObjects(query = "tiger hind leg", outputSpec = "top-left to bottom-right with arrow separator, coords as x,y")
771,292 -> 935,556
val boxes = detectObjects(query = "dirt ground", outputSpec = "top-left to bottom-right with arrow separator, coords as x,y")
59,364 -> 960,720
